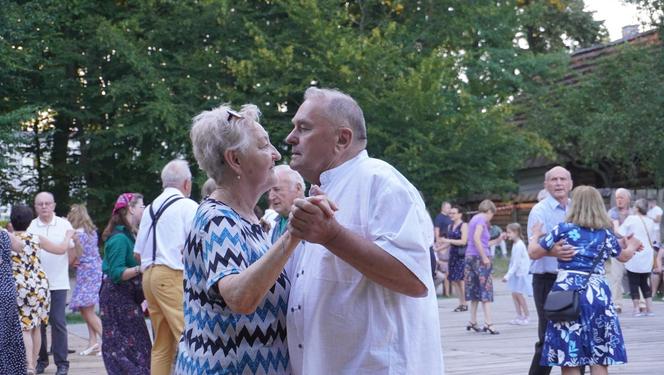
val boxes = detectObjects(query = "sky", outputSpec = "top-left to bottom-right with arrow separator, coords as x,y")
584,0 -> 651,41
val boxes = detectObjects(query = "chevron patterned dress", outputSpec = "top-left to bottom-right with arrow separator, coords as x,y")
176,199 -> 290,375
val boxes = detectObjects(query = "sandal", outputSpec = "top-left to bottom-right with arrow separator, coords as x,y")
453,304 -> 469,312
466,321 -> 481,332
80,343 -> 100,356
483,323 -> 500,335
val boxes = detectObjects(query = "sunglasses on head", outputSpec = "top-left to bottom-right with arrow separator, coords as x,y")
227,109 -> 244,121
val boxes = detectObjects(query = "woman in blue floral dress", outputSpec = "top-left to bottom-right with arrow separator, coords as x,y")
67,204 -> 103,356
529,186 -> 641,374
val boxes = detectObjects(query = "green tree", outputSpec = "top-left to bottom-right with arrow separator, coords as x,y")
519,42 -> 664,186
0,0 -> 609,222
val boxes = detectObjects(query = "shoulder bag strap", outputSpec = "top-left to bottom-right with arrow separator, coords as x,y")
637,215 -> 655,248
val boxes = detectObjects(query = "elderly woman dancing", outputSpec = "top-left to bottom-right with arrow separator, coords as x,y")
175,104 -> 305,374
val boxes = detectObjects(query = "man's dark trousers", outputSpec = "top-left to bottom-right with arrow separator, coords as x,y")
529,273 -> 556,375
38,289 -> 69,367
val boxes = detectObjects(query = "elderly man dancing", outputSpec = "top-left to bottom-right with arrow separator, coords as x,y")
286,87 -> 444,374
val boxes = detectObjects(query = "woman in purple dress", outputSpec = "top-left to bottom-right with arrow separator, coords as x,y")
67,204 -> 103,356
464,199 -> 500,334
440,205 -> 468,312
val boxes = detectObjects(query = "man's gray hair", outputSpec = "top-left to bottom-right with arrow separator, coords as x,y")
304,87 -> 367,143
615,188 -> 632,201
274,164 -> 305,192
190,104 -> 260,185
161,159 -> 192,188
544,166 -> 571,181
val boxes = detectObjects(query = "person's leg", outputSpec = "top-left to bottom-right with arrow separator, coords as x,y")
32,326 -> 41,371
626,271 -> 641,314
37,322 -> 48,368
589,365 -> 608,375
79,306 -> 101,348
469,301 -> 479,323
650,271 -> 661,298
482,301 -> 493,325
145,266 -> 185,375
607,259 -> 623,311
49,289 -> 69,368
460,280 -> 466,306
511,293 -> 521,319
529,274 -> 554,375
516,292 -> 529,319
561,367 -> 581,375
639,272 -> 654,313
23,329 -> 34,371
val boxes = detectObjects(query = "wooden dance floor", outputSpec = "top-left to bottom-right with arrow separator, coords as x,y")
59,279 -> 663,374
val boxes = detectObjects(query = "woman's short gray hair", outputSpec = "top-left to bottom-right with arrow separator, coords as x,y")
634,198 -> 648,215
190,103 -> 260,185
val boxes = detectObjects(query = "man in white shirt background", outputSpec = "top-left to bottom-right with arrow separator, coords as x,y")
28,192 -> 74,375
647,198 -> 662,245
133,159 -> 199,375
285,87 -> 444,374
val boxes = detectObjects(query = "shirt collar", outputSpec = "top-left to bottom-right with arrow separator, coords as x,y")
163,187 -> 185,197
319,150 -> 368,187
35,216 -> 57,227
544,195 -> 570,212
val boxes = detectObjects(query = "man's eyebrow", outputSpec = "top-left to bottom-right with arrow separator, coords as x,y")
293,118 -> 313,127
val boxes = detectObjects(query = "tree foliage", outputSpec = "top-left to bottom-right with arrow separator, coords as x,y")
519,42 -> 664,186
0,0 -> 608,223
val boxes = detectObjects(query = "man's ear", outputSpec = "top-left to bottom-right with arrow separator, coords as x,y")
224,149 -> 242,175
336,127 -> 353,150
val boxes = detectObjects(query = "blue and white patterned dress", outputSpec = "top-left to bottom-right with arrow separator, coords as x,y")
176,199 -> 290,375
539,223 -> 627,367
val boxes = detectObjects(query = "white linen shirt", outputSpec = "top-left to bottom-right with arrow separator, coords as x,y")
134,187 -> 199,271
619,214 -> 657,273
27,216 -> 73,290
286,150 -> 444,375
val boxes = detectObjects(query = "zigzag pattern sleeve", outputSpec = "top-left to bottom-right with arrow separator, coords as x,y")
204,214 -> 247,298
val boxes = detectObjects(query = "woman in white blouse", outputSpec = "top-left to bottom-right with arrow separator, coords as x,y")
619,198 -> 658,316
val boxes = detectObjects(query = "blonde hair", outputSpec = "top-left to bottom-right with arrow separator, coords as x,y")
566,186 -> 613,229
478,199 -> 496,213
506,222 -> 523,240
67,204 -> 97,234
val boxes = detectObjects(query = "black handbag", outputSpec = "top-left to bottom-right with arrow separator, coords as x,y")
543,289 -> 580,322
543,231 -> 607,322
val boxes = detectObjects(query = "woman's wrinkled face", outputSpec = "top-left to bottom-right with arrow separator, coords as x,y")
239,122 -> 282,192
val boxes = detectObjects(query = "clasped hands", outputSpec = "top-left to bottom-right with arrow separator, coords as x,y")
288,185 -> 341,245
